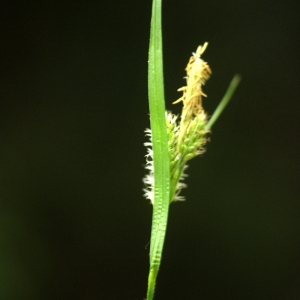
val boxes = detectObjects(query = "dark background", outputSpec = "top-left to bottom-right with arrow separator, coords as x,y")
1,1 -> 300,299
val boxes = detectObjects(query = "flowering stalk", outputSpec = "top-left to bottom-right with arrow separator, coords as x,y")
144,1 -> 240,299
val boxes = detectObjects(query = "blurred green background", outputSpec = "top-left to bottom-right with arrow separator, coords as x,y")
1,1 -> 299,299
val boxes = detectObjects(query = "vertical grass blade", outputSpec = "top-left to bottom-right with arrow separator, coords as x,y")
146,0 -> 170,299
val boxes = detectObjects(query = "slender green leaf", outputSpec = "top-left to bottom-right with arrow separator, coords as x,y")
205,74 -> 241,130
147,0 -> 170,299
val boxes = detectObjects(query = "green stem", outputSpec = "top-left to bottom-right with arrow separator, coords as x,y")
147,266 -> 158,300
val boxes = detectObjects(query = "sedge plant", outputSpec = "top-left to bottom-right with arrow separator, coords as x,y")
144,0 -> 241,299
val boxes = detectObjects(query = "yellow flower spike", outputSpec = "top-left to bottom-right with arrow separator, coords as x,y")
173,42 -> 211,148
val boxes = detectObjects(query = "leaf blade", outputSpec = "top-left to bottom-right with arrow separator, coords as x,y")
147,0 -> 170,299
